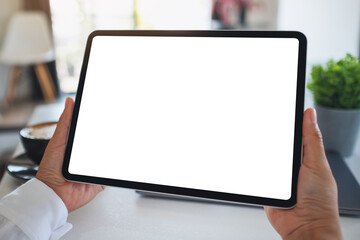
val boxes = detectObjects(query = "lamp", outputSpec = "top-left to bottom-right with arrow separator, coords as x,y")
0,11 -> 57,109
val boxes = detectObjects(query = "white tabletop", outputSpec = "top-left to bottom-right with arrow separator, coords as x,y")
0,100 -> 359,240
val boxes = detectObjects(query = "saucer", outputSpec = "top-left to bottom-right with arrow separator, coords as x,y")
7,154 -> 38,180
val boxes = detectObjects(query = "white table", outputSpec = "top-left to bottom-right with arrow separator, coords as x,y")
0,101 -> 359,240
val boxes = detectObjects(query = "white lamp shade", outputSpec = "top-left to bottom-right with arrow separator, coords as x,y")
0,11 -> 55,65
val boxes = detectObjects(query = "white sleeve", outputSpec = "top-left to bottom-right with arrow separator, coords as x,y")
0,178 -> 72,240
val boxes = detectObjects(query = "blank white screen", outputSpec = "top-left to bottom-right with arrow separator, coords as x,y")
69,36 -> 299,200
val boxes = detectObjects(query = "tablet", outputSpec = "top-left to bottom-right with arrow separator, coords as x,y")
63,30 -> 307,208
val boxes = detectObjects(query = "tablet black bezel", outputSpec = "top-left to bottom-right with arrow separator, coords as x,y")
63,30 -> 306,208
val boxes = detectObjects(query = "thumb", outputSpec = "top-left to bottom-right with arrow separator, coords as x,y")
38,97 -> 75,174
48,97 -> 75,148
302,108 -> 328,170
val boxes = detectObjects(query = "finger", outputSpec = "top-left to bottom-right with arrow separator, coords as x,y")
49,97 -> 75,147
40,98 -> 75,168
302,108 -> 328,169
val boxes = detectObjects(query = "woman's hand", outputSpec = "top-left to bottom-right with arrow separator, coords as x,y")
264,108 -> 342,240
36,97 -> 104,213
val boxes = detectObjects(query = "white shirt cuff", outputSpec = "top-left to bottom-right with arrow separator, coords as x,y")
0,178 -> 72,240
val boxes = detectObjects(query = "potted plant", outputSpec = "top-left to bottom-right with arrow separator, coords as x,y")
307,53 -> 360,157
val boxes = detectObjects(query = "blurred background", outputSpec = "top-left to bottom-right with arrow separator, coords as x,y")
0,0 -> 359,173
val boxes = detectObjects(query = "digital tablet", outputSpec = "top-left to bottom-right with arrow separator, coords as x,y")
63,30 -> 307,208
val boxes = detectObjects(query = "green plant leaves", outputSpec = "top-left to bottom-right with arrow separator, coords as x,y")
307,54 -> 360,109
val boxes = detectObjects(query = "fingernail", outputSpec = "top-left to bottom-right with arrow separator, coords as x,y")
309,108 -> 317,123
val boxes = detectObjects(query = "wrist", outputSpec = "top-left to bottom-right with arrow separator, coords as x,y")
36,176 -> 70,211
284,220 -> 343,240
